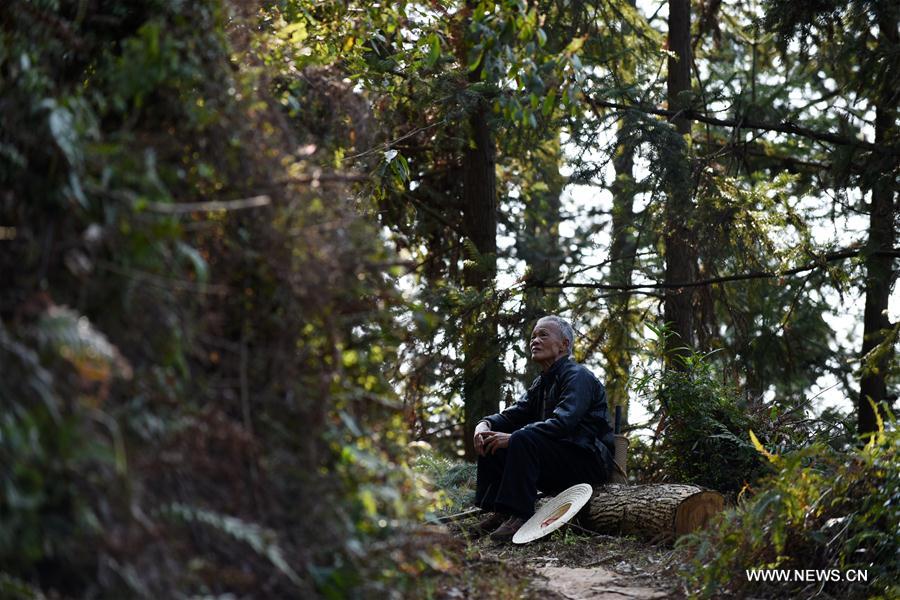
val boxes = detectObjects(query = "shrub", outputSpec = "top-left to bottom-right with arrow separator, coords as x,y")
633,342 -> 772,493
1,1 -> 430,596
677,410 -> 899,599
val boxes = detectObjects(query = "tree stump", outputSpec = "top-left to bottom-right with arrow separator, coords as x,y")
579,483 -> 724,543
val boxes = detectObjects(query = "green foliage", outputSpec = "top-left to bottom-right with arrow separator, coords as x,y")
1,0 -> 436,596
690,171 -> 845,400
678,409 -> 900,599
0,573 -> 44,600
163,503 -> 302,586
0,394 -> 101,584
860,322 -> 900,381
0,319 -> 120,591
413,449 -> 477,515
633,326 -> 772,493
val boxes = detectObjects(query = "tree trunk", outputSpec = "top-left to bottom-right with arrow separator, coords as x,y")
603,112 -> 639,418
602,0 -> 640,420
458,0 -> 502,459
519,135 -> 564,384
579,483 -> 724,543
858,8 -> 898,437
461,95 -> 502,459
664,0 -> 695,360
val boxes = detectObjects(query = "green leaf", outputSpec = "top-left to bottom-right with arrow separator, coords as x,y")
46,102 -> 81,167
426,33 -> 441,68
565,36 -> 586,55
467,48 -> 484,72
541,89 -> 557,116
359,488 -> 377,517
176,241 -> 209,284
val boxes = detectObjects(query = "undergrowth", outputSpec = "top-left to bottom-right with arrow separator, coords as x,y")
632,336 -> 773,493
413,448 -> 476,515
677,405 -> 899,599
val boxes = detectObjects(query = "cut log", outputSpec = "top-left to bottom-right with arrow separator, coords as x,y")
579,484 -> 724,542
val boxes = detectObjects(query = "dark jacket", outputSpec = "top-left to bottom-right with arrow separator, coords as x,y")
483,356 -> 615,470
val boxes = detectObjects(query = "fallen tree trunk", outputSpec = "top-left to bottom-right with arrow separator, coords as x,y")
578,484 -> 724,543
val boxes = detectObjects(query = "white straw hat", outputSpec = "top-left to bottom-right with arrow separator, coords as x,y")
512,483 -> 594,544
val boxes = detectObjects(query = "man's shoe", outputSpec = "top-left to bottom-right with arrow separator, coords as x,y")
488,516 -> 527,543
467,511 -> 506,536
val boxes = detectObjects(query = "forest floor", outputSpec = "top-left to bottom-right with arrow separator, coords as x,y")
425,514 -> 684,599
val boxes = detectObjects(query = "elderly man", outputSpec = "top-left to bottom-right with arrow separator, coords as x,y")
471,315 -> 615,542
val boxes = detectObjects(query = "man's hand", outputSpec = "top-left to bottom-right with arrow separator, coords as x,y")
474,421 -> 492,456
482,431 -> 511,454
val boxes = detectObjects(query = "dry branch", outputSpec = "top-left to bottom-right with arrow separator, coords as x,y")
144,195 -> 271,214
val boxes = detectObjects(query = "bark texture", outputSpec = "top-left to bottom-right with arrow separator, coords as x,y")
858,8 -> 898,437
604,112 -> 639,417
579,483 -> 724,542
461,74 -> 502,459
664,0 -> 696,359
604,2 -> 640,417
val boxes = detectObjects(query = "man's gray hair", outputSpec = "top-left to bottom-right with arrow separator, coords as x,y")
539,315 -> 575,356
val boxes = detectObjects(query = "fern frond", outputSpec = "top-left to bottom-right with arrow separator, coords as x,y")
162,503 -> 302,586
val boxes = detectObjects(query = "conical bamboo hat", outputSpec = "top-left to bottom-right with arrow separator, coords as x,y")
512,483 -> 593,544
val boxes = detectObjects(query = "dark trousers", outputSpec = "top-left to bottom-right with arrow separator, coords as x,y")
474,428 -> 609,519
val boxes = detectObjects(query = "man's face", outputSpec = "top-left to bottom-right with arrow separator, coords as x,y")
530,319 -> 568,363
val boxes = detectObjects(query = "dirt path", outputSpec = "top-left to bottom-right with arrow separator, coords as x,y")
445,516 -> 683,600
530,564 -> 672,599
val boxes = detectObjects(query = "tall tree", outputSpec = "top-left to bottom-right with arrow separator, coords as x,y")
332,0 -> 589,454
601,0 -> 642,419
603,111 -> 640,418
664,0 -> 696,360
760,0 -> 899,434
858,6 -> 898,436
461,38 -> 503,458
517,135 -> 564,384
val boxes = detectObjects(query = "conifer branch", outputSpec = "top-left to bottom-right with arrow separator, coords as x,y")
588,98 -> 895,154
531,248 -> 900,290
